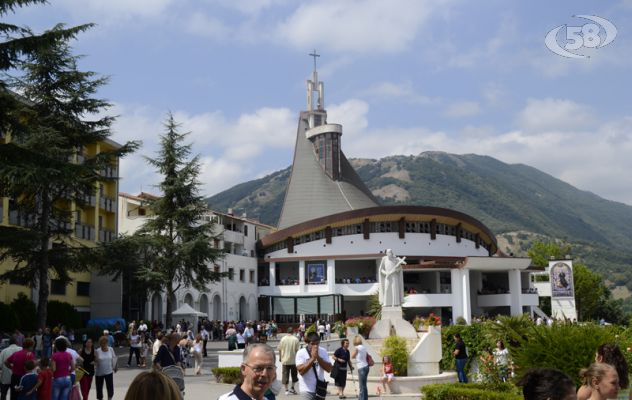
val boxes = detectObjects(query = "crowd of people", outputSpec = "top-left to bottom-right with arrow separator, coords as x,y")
4,315 -> 632,400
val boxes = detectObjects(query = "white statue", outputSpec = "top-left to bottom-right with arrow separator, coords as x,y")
378,249 -> 406,307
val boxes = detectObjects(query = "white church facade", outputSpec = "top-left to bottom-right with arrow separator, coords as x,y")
254,61 -> 552,325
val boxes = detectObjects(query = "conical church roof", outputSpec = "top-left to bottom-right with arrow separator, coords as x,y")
277,112 -> 379,229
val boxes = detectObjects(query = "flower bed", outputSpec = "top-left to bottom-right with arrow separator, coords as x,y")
345,316 -> 376,337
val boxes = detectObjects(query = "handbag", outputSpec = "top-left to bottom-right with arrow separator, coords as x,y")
366,353 -> 374,367
312,363 -> 328,400
330,363 -> 339,379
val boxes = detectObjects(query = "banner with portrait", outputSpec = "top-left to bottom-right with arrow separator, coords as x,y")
307,263 -> 326,284
549,261 -> 574,298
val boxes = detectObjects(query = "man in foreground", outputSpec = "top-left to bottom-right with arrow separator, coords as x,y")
219,344 -> 276,400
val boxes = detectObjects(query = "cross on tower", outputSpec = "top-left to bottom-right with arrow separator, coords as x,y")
309,50 -> 320,71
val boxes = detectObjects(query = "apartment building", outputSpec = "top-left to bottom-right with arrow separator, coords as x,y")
0,130 -> 123,321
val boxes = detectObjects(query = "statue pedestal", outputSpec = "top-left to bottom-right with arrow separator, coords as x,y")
370,306 -> 418,339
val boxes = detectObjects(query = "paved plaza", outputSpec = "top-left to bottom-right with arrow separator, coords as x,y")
96,342 -> 421,400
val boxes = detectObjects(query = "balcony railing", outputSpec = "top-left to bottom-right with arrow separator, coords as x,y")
78,194 -> 97,207
9,210 -> 36,227
99,195 -> 116,212
75,223 -> 95,241
99,228 -> 115,243
99,165 -> 118,178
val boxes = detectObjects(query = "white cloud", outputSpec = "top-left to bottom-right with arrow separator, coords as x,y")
517,98 -> 596,133
113,103 -> 295,196
56,0 -> 175,22
444,101 -> 481,118
362,82 -> 439,105
186,12 -> 231,39
276,0 -> 448,53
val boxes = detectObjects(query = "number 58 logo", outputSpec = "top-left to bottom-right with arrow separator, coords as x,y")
545,15 -> 617,58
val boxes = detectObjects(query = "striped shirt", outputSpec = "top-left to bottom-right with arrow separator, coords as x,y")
218,384 -> 269,400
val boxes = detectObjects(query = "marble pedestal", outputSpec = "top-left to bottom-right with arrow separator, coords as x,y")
369,306 -> 418,339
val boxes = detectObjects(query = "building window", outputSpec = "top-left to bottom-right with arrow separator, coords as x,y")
51,279 -> 66,295
214,265 -> 220,273
138,208 -> 146,216
214,239 -> 220,249
9,276 -> 28,286
244,225 -> 248,236
239,269 -> 245,282
228,268 -> 234,280
249,270 -> 255,283
77,282 -> 90,297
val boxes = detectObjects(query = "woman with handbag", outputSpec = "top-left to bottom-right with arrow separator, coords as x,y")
351,336 -> 371,400
332,339 -> 353,399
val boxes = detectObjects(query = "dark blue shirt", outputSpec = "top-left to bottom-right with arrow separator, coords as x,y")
17,372 -> 38,400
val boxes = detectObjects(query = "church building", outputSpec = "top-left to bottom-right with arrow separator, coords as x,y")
256,60 -> 544,324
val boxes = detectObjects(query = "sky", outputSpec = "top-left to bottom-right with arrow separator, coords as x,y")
7,0 -> 632,206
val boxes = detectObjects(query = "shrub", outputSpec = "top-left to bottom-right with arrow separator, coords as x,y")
345,317 -> 376,338
11,293 -> 37,332
211,367 -> 243,384
0,302 -> 19,332
305,324 -> 317,335
421,383 -> 522,400
510,322 -> 614,386
47,300 -> 82,329
333,321 -> 346,337
368,293 -> 381,319
456,316 -> 467,325
441,323 -> 496,374
381,336 -> 408,376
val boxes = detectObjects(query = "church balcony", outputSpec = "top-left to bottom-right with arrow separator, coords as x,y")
477,293 -> 511,308
258,285 -> 301,297
335,282 -> 379,296
521,293 -> 539,306
403,293 -> 453,308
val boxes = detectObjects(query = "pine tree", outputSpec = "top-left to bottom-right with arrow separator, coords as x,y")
133,114 -> 223,327
1,1 -> 93,132
0,26 -> 138,328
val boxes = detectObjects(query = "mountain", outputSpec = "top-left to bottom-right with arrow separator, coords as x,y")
207,152 -> 632,303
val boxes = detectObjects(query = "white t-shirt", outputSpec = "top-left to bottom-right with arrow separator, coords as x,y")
237,333 -> 245,344
295,346 -> 331,394
130,334 -> 142,348
95,347 -> 116,376
355,344 -> 368,369
152,340 -> 162,357
318,325 -> 325,334
493,348 -> 509,366
138,324 -> 148,332
193,341 -> 203,353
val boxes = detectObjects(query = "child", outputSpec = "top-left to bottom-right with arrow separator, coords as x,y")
17,360 -> 38,400
35,357 -> 53,400
381,355 -> 395,394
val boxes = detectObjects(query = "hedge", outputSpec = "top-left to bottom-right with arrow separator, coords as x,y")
421,383 -> 522,400
11,293 -> 37,331
212,367 -> 243,384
